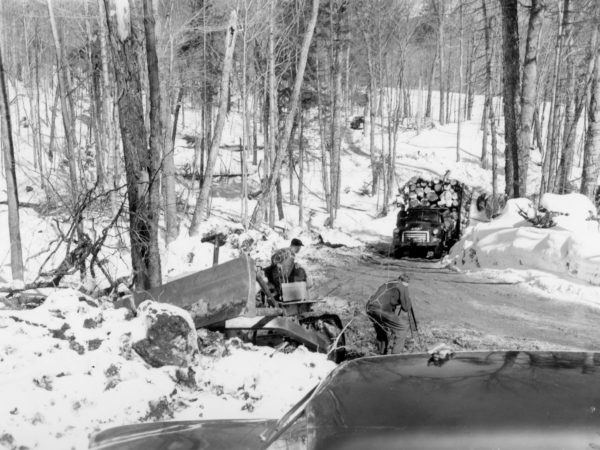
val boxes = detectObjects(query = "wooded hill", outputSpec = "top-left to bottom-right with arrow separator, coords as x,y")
0,0 -> 598,290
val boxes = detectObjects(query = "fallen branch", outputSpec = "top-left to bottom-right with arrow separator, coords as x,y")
0,200 -> 41,209
517,206 -> 557,228
326,318 -> 354,359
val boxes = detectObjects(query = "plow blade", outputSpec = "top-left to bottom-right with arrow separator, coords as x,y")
134,255 -> 256,328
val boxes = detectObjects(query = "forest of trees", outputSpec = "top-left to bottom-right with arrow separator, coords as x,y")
0,0 -> 599,289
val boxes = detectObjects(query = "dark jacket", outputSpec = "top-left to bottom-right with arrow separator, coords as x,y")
367,281 -> 418,332
271,247 -> 296,281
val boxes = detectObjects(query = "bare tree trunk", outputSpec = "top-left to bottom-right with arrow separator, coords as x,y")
268,1 -> 277,227
541,0 -> 564,194
425,43 -> 437,119
436,1 -> 445,125
141,0 -> 163,286
558,43 -> 575,194
190,11 -> 238,234
388,72 -> 402,205
84,0 -> 104,190
252,90 -> 258,166
482,97 -> 489,169
288,130 -> 295,205
34,23 -> 45,193
163,85 -> 182,243
362,30 -> 378,196
106,0 -> 160,289
456,0 -> 463,163
298,109 -> 304,225
47,0 -> 79,202
499,0 -> 521,198
97,0 -> 117,210
22,8 -> 45,192
466,31 -> 475,120
533,106 -> 544,155
445,53 -> 451,124
0,42 -> 24,282
316,53 -> 332,222
377,25 -> 387,216
240,8 -> 250,230
251,0 -> 320,226
581,23 -> 600,199
483,0 -> 497,203
344,45 -> 350,124
331,58 -> 343,211
330,0 -> 343,213
48,85 -> 59,163
416,76 -> 423,133
276,178 -> 284,220
559,20 -> 596,193
518,0 -> 544,197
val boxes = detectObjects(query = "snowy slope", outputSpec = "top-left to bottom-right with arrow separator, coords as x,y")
447,194 -> 600,307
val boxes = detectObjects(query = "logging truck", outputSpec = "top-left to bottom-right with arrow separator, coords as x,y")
392,176 -> 473,259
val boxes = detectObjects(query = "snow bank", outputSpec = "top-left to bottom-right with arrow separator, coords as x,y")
448,196 -> 600,290
0,293 -> 335,450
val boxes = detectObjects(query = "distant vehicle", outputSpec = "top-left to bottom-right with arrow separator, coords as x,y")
349,116 -> 364,130
392,176 -> 473,259
90,351 -> 600,450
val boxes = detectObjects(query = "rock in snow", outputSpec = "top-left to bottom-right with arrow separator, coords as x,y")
133,301 -> 199,368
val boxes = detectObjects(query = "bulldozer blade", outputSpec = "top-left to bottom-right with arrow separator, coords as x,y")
133,255 -> 257,329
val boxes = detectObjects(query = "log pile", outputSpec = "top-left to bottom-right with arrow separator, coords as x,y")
397,176 -> 473,234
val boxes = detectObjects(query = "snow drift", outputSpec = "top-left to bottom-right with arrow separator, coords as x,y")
448,194 -> 600,288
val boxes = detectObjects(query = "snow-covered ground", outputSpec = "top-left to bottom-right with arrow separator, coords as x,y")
1,83 -> 600,449
0,291 -> 334,449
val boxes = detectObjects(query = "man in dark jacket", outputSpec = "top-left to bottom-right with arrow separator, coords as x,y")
267,238 -> 306,299
366,273 -> 418,354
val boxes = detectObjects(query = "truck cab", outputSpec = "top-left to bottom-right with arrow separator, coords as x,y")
392,207 -> 455,258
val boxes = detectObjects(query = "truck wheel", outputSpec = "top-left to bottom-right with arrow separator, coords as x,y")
433,243 -> 444,259
393,247 -> 406,259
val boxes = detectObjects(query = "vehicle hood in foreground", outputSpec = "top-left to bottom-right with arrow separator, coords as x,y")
88,419 -> 279,450
90,351 -> 600,450
307,351 -> 600,449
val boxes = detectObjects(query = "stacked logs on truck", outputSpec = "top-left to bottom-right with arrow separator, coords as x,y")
401,177 -> 462,208
398,176 -> 473,233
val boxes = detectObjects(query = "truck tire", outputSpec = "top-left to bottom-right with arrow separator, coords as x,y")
433,243 -> 444,259
393,247 -> 406,259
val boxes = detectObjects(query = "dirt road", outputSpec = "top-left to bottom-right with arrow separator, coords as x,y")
308,246 -> 600,356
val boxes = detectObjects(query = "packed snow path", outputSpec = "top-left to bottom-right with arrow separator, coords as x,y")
310,247 -> 600,354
